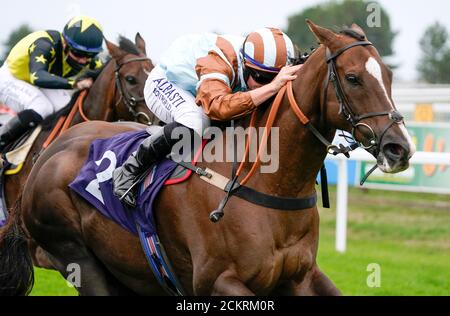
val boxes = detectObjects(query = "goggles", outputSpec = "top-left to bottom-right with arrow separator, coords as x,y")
69,47 -> 97,59
246,67 -> 277,85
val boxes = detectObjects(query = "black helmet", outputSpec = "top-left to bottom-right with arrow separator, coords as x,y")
63,15 -> 103,57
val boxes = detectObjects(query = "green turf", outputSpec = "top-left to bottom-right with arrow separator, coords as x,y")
31,268 -> 77,296
29,186 -> 450,296
317,186 -> 450,296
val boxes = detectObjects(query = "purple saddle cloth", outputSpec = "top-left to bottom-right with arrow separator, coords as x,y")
69,130 -> 177,235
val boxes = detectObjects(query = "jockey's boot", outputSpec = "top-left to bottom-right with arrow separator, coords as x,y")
0,109 -> 43,152
112,121 -> 193,208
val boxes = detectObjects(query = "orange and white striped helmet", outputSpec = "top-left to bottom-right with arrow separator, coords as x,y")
241,27 -> 295,73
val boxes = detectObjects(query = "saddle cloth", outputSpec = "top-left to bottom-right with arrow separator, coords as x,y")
0,207 -> 5,227
69,129 -> 179,235
69,128 -> 196,295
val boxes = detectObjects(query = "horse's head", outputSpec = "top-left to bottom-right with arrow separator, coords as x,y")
307,20 -> 415,173
105,33 -> 157,124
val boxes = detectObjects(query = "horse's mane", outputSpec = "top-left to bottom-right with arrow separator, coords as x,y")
118,35 -> 141,55
290,26 -> 366,65
339,28 -> 366,41
41,90 -> 82,131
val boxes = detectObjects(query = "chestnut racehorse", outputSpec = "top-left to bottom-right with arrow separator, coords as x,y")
0,21 -> 415,295
1,33 -> 154,269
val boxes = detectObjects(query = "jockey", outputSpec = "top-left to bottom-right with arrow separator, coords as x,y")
0,15 -> 104,151
113,27 -> 301,208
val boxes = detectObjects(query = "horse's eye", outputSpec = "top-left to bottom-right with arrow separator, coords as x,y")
345,74 -> 360,86
125,76 -> 137,85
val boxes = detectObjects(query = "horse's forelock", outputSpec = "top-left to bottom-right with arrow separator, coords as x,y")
118,35 -> 141,56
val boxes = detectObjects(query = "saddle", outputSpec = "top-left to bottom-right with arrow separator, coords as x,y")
0,126 -> 42,228
1,126 -> 42,175
0,91 -> 88,228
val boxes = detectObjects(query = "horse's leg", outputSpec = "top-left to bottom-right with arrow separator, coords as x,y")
23,198 -> 135,295
39,237 -> 136,296
309,267 -> 341,296
210,270 -> 255,296
289,265 -> 341,296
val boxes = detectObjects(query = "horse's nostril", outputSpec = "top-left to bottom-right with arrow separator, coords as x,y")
383,143 -> 405,160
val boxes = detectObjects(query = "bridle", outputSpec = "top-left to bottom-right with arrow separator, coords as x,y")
232,41 -> 406,192
208,41 -> 407,221
35,56 -> 153,162
114,57 -> 152,124
323,41 -> 404,154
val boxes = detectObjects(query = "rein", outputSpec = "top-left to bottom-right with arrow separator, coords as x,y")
233,43 -> 377,187
209,84 -> 319,222
114,57 -> 152,124
43,57 -> 151,150
210,40 -> 404,222
239,41 -> 406,186
43,90 -> 89,149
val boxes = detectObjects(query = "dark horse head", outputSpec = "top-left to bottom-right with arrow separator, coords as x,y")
102,33 -> 156,124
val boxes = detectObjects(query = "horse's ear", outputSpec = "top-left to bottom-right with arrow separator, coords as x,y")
135,33 -> 147,55
105,39 -> 126,60
351,23 -> 367,38
306,19 -> 337,46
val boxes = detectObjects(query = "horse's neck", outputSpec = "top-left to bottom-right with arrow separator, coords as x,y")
79,63 -> 116,122
249,47 -> 333,198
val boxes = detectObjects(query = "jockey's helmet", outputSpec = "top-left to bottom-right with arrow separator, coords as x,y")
241,27 -> 295,85
63,15 -> 104,58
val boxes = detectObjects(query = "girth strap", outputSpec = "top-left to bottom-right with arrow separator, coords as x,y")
232,185 -> 317,210
171,159 -> 318,212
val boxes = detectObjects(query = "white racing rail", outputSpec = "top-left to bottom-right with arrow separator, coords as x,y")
326,149 -> 450,252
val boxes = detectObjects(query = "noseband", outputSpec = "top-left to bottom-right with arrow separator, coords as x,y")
324,41 -> 404,154
115,57 -> 152,124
